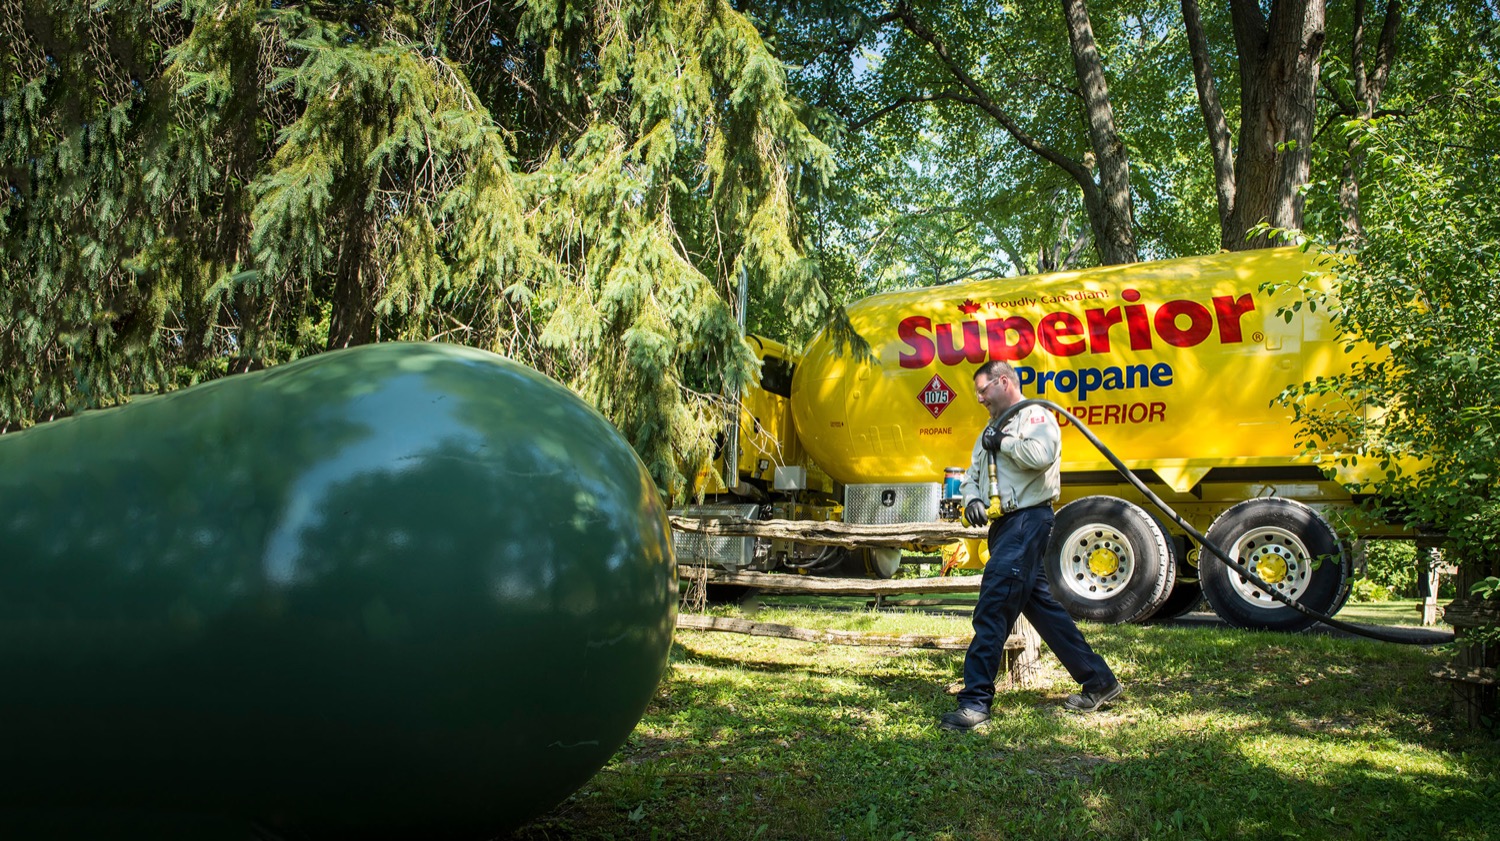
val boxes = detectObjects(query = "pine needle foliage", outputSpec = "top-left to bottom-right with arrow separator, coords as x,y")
0,0 -> 186,428
1,0 -> 839,499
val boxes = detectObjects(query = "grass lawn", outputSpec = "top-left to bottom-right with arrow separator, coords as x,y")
1335,598 -> 1443,628
513,597 -> 1497,840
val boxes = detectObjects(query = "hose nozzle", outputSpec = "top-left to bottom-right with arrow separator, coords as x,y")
986,462 -> 1003,519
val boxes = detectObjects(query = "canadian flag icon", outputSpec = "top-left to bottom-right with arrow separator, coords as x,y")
918,374 -> 954,419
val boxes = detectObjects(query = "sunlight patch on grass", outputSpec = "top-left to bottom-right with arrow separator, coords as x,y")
520,602 -> 1499,840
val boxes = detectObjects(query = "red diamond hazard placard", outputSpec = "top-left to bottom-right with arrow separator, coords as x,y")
918,374 -> 953,419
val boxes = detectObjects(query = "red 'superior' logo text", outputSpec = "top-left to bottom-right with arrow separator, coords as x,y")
897,289 -> 1257,369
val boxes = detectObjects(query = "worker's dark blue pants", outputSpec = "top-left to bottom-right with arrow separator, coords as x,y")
957,504 -> 1117,713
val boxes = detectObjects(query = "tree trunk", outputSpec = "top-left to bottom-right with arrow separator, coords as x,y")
180,271 -> 217,368
1183,0 -> 1328,251
1226,0 -> 1326,249
1339,0 -> 1402,243
1181,0 -> 1236,239
1062,0 -> 1137,265
328,209 -> 378,349
229,286 -> 269,374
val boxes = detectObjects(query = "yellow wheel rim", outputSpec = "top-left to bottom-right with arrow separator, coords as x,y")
1088,548 -> 1121,577
1254,550 -> 1289,584
1228,526 -> 1314,605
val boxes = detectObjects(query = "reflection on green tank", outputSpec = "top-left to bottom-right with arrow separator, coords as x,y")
0,342 -> 677,839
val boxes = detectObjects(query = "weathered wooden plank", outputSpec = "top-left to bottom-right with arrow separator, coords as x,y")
1443,599 -> 1500,629
881,598 -> 981,608
1439,594 -> 1499,728
669,515 -> 981,548
676,613 -> 1012,651
678,567 -> 980,595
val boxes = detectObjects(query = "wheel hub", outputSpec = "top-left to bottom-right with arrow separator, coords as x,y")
1229,528 -> 1310,604
1088,548 -> 1121,577
1058,523 -> 1136,602
1252,547 -> 1291,583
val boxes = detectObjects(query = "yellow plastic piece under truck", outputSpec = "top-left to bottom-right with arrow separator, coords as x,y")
686,247 -> 1384,632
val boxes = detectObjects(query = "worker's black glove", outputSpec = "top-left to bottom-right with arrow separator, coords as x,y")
964,499 -> 988,527
981,424 -> 1008,453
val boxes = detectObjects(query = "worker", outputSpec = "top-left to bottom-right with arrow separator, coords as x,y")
940,360 -> 1123,732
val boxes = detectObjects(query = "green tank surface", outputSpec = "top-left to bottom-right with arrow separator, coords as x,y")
0,342 -> 677,839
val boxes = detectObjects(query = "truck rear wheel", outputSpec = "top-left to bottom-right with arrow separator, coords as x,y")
832,547 -> 902,579
1199,498 -> 1351,632
866,547 -> 902,578
1044,496 -> 1176,624
1145,542 -> 1205,623
1145,580 -> 1203,622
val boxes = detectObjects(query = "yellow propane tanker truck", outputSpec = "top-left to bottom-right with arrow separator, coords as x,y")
681,247 -> 1389,632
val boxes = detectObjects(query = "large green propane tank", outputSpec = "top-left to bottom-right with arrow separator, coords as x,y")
0,342 -> 677,839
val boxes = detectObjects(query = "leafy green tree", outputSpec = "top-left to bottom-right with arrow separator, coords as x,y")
1351,540 -> 1418,601
2,0 -> 843,500
750,0 -> 1147,270
1321,0 -> 1404,244
750,0 -> 1356,281
1181,0 -> 1332,250
755,0 -> 1441,282
1279,61 -> 1500,569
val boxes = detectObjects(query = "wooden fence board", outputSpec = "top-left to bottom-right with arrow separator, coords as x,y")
677,566 -> 980,595
675,614 -> 992,650
669,515 -> 981,548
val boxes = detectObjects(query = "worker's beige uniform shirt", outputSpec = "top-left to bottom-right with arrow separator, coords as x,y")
959,404 -> 1062,515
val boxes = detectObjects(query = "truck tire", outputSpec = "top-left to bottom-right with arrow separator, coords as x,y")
870,547 -> 903,579
704,584 -> 759,605
1145,580 -> 1203,623
1199,498 -> 1351,632
830,547 -> 902,579
1044,496 -> 1176,624
1145,542 -> 1205,623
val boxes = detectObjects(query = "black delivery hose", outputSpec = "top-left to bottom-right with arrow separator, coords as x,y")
995,398 -> 1431,645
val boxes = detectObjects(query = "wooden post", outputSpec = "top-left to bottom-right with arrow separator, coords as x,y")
1441,556 -> 1499,730
1004,615 -> 1043,690
1418,545 -> 1441,626
1438,598 -> 1498,730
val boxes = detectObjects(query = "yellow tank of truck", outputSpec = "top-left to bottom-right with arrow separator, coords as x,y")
789,247 -> 1386,631
792,247 -> 1351,491
695,335 -> 833,498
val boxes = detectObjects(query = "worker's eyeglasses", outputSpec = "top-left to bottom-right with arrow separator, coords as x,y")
975,379 -> 1002,399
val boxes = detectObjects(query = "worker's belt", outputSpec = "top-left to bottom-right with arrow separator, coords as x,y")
994,502 -> 1052,521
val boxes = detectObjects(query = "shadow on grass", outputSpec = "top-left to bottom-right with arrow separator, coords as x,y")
1162,610 -> 1454,644
512,621 -> 1498,840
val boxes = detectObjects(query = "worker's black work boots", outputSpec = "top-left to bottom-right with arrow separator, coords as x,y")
1064,681 -> 1124,712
